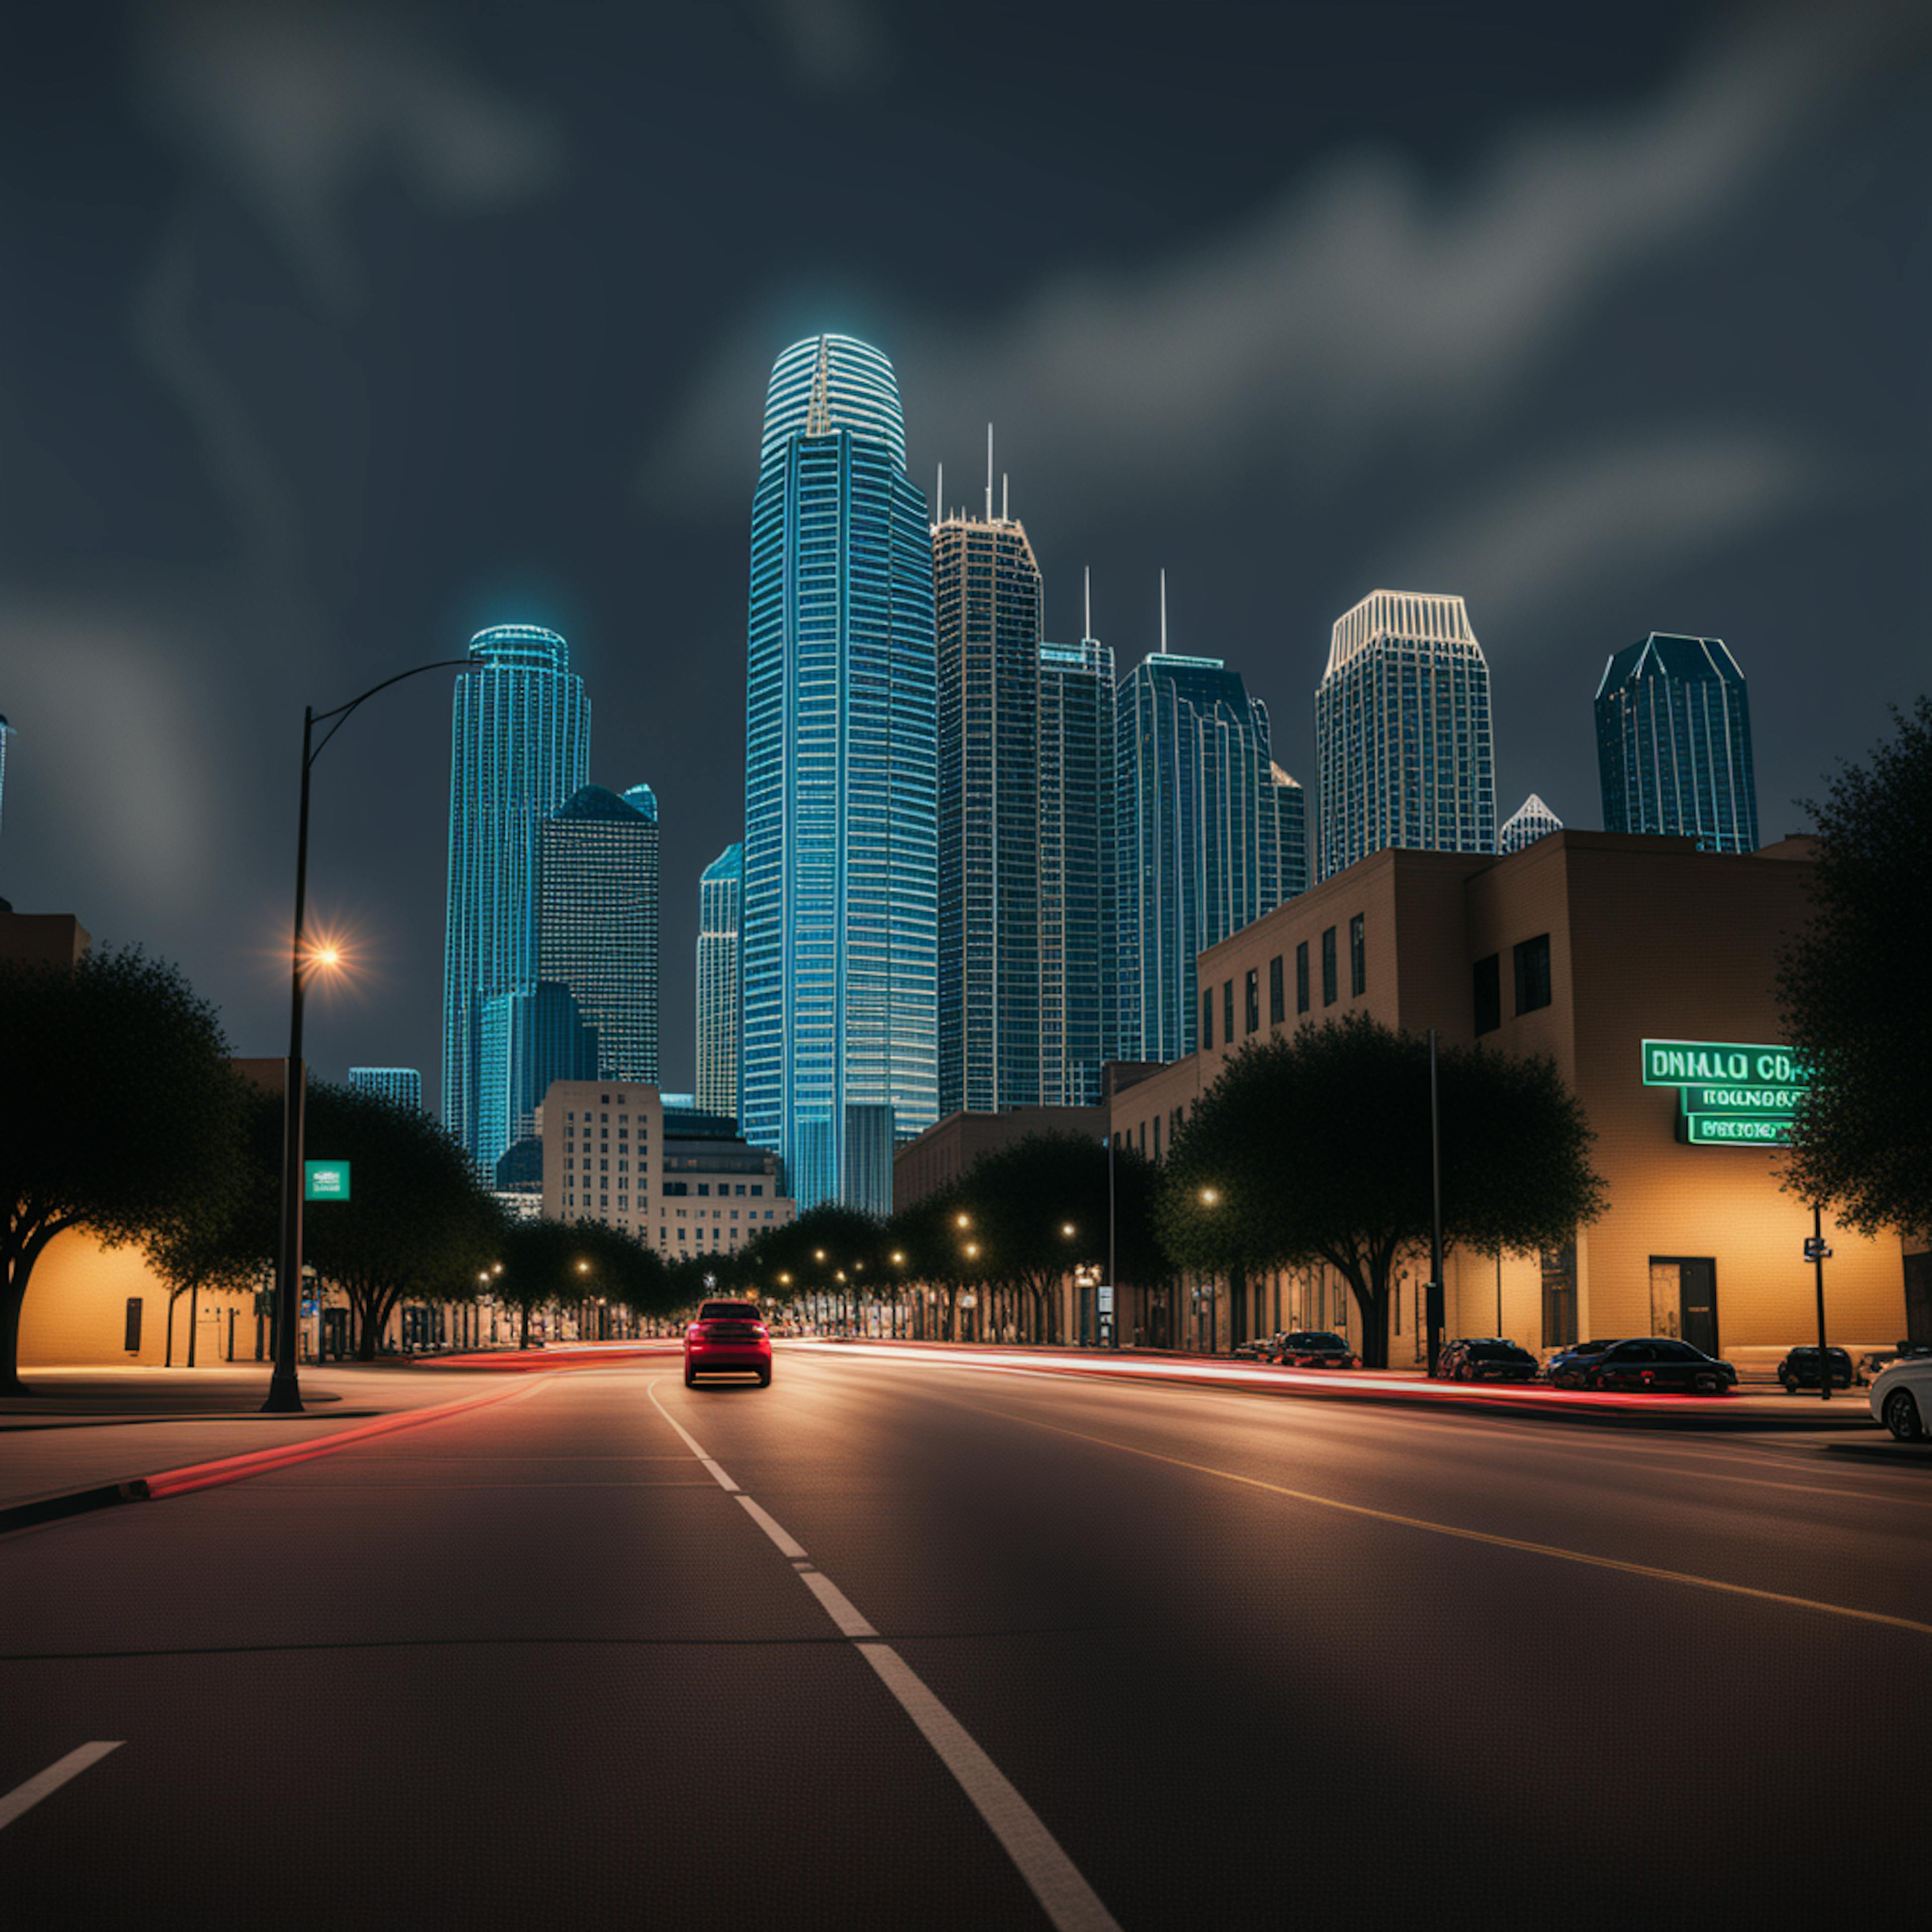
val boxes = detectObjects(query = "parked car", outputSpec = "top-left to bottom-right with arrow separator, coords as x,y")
1869,1353 -> 1932,1441
1271,1331 -> 1359,1368
1542,1339 -> 1623,1385
1857,1341 -> 1932,1386
683,1299 -> 773,1387
1232,1339 -> 1274,1362
1435,1337 -> 1539,1383
1553,1336 -> 1736,1395
1776,1345 -> 1857,1393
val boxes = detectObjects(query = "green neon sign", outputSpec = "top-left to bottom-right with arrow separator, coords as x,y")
1681,1114 -> 1792,1147
1680,1084 -> 1805,1115
304,1161 -> 351,1201
1641,1040 -> 1807,1090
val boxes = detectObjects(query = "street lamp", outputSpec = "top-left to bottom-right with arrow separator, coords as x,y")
263,652 -> 474,1415
1199,1187 -> 1220,1208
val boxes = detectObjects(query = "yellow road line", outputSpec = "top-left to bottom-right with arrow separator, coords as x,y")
955,1400 -> 1932,1642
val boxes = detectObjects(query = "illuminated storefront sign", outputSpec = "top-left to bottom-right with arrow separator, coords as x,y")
1641,1041 -> 1807,1149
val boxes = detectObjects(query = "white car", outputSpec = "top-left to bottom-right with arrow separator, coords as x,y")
1868,1353 -> 1932,1441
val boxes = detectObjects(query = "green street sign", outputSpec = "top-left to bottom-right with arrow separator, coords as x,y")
1680,1084 -> 1805,1115
1641,1040 -> 1807,1090
1680,1114 -> 1791,1147
304,1161 -> 351,1201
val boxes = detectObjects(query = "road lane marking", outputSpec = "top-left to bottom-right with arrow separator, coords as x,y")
0,1742 -> 123,1831
954,1401 -> 1932,1643
648,1379 -> 1120,1932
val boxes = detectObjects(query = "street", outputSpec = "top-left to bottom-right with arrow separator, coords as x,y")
3,1346 -> 1928,1929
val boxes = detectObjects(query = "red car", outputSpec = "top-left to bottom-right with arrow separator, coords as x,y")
684,1300 -> 772,1387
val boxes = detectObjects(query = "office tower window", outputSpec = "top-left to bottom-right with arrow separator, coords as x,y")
1296,941 -> 1310,1015
1321,927 -> 1337,1006
1223,979 -> 1235,1045
1473,954 -> 1501,1035
1513,934 -> 1552,1015
1201,987 -> 1214,1048
1268,955 -> 1284,1025
1244,969 -> 1260,1035
1349,914 -> 1366,998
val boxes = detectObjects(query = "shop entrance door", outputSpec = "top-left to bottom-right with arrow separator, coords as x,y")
1649,1257 -> 1719,1355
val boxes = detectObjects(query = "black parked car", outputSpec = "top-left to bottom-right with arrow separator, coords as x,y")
1542,1339 -> 1624,1385
1271,1331 -> 1359,1368
1232,1338 -> 1274,1362
1555,1337 -> 1736,1395
1777,1345 -> 1857,1393
1434,1337 -> 1539,1383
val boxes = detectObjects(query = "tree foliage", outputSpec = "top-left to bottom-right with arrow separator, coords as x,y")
1780,696 -> 1932,1240
1157,1016 -> 1605,1366
0,945 -> 249,1392
494,1216 -> 672,1345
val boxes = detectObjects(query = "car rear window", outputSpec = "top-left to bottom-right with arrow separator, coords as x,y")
697,1302 -> 760,1321
1296,1333 -> 1344,1348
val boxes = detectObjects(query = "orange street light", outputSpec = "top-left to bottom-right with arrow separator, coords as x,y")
955,1212 -> 972,1230
1199,1187 -> 1220,1208
1062,1222 -> 1077,1238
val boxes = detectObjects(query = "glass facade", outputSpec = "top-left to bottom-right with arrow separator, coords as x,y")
477,980 -> 598,1184
1499,791 -> 1563,855
934,512 -> 1042,1115
440,625 -> 590,1170
1594,633 -> 1759,853
538,781 -> 661,1083
347,1067 -> 422,1111
1037,637 -> 1115,1106
696,841 -> 743,1121
1114,647 -> 1288,1062
741,335 -> 937,1214
1315,590 -> 1495,880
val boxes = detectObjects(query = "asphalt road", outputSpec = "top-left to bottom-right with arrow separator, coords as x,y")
2,1345 -> 1927,1929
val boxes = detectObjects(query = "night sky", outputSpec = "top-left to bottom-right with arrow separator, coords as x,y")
3,1 -> 1927,1098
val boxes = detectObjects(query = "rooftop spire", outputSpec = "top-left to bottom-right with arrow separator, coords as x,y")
985,423 -> 993,522
1159,569 -> 1168,654
1084,566 -> 1091,640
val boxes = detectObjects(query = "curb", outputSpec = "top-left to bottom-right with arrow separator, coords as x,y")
0,1481 -> 149,1538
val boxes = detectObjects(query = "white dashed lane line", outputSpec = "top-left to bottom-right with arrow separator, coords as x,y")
647,1378 -> 1120,1932
0,1742 -> 123,1833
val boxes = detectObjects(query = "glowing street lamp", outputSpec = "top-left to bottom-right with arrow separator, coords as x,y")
1199,1186 -> 1220,1208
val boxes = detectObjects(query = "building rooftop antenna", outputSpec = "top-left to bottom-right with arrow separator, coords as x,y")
1160,568 -> 1168,654
1084,566 -> 1092,640
985,424 -> 993,523
936,461 -> 943,529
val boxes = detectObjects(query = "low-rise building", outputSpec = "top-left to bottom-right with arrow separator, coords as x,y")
894,1104 -> 1108,1212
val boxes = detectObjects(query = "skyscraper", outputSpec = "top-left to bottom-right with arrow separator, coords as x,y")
477,981 -> 598,1183
1114,579 -> 1286,1063
441,624 -> 589,1169
933,476 -> 1042,1116
741,334 -> 938,1213
1499,792 -> 1563,855
1594,633 -> 1759,853
1316,590 -> 1495,881
696,841 -> 743,1121
1037,619 -> 1114,1107
348,1067 -> 422,1111
538,781 -> 661,1083
1265,761 -> 1310,906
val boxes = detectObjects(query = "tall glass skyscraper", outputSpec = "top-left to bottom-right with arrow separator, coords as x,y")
696,841 -> 743,1121
934,507 -> 1042,1116
441,624 -> 589,1169
538,781 -> 661,1083
477,981 -> 597,1182
1114,596 -> 1286,1063
1499,791 -> 1563,855
348,1067 -> 422,1111
1265,761 -> 1310,906
1595,633 -> 1759,853
1316,590 -> 1495,881
1038,633 -> 1114,1106
741,334 -> 938,1213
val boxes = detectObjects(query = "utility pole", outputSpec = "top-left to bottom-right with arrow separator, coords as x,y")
1426,1028 -> 1444,1377
1812,1202 -> 1832,1403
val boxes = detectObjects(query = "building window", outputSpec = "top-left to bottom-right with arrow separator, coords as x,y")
1321,927 -> 1338,1006
1244,969 -> 1260,1034
1513,933 -> 1552,1015
1296,942 -> 1310,1015
1349,915 -> 1366,998
1269,955 -> 1284,1025
1201,988 -> 1214,1048
1473,954 -> 1501,1035
1223,979 -> 1235,1044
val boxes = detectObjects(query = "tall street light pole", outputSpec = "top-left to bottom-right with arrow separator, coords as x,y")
1426,1028 -> 1444,1379
262,657 -> 474,1415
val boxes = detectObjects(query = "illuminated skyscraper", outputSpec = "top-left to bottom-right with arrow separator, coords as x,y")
477,981 -> 597,1183
1037,616 -> 1114,1107
1595,634 -> 1758,853
348,1067 -> 422,1111
1499,792 -> 1563,855
1114,578 -> 1286,1063
741,334 -> 937,1213
441,624 -> 589,1169
538,781 -> 661,1083
1316,590 -> 1495,880
1265,761 -> 1310,905
696,841 -> 743,1121
933,479 -> 1042,1116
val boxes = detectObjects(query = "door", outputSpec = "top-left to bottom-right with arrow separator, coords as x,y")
1650,1257 -> 1718,1355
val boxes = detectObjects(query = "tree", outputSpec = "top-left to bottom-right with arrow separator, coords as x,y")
1780,696 -> 1932,1241
1157,1016 -> 1605,1367
0,946 -> 250,1393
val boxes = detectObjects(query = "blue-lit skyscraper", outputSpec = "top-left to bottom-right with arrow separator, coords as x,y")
934,502 -> 1041,1116
477,981 -> 598,1183
1114,581 -> 1287,1063
349,1067 -> 423,1111
1266,761 -> 1309,906
1316,590 -> 1495,880
441,624 -> 589,1169
538,781 -> 661,1083
696,841 -> 743,1121
741,335 -> 938,1213
1038,628 -> 1114,1106
1595,633 -> 1758,853
1499,792 -> 1563,855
